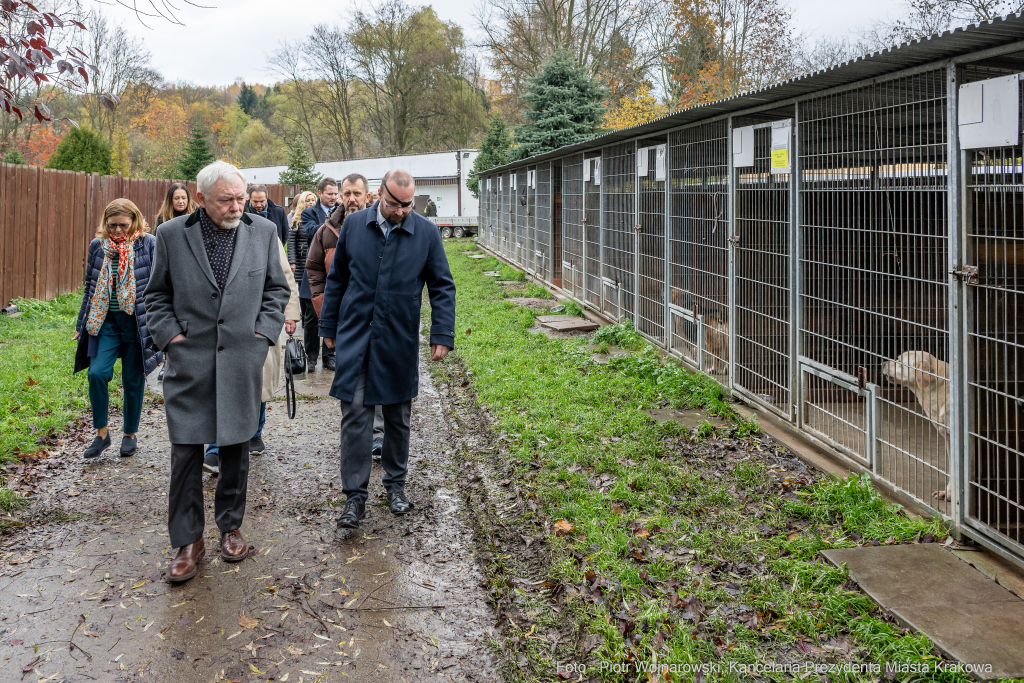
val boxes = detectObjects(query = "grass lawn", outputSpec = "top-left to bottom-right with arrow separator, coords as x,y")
436,241 -> 984,682
0,292 -> 123,466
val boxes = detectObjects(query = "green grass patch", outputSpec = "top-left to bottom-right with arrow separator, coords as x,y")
439,243 -> 973,682
0,292 -> 115,463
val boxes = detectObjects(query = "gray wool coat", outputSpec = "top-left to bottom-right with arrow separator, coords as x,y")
144,210 -> 290,445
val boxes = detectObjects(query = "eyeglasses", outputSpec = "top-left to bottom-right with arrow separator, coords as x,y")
380,180 -> 413,210
107,221 -> 132,232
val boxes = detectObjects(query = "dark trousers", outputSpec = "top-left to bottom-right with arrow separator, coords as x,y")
300,297 -> 334,364
339,364 -> 411,506
168,442 -> 248,548
88,311 -> 146,433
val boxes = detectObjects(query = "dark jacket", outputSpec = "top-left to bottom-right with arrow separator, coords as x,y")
245,198 -> 289,245
75,235 -> 162,376
297,201 -> 332,299
424,200 -> 437,217
318,203 -> 456,405
155,210 -> 188,228
288,223 -> 310,298
305,204 -> 345,305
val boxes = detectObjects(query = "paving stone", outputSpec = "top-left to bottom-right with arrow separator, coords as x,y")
538,318 -> 599,332
821,544 -> 1024,680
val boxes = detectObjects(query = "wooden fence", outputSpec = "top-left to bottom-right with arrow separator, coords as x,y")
0,162 -> 301,306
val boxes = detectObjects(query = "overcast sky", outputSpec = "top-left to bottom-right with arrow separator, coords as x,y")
95,0 -> 900,87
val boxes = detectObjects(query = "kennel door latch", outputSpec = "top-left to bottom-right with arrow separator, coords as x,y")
950,264 -> 979,284
728,235 -> 740,245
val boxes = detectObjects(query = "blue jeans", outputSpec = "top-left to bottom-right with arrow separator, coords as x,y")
207,402 -> 265,456
87,311 -> 145,433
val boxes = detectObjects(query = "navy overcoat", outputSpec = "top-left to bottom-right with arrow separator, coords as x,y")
318,203 -> 456,405
74,234 -> 162,376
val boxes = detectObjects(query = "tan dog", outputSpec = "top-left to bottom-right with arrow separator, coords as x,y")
882,351 -> 952,501
670,288 -> 729,373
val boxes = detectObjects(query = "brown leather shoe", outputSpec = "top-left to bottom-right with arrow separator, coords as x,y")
220,529 -> 247,562
167,538 -> 205,583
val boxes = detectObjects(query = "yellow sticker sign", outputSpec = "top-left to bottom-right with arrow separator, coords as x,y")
771,149 -> 789,170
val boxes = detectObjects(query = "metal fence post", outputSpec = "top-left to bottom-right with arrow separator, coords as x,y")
947,60 -> 966,536
790,108 -> 801,423
727,116 -> 737,391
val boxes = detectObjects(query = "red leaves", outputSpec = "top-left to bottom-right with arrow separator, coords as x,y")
32,103 -> 49,122
100,93 -> 121,112
25,20 -> 43,35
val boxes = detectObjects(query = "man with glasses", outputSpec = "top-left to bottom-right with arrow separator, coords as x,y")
319,169 -> 456,531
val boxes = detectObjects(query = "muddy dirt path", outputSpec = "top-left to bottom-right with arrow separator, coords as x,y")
0,360 -> 499,683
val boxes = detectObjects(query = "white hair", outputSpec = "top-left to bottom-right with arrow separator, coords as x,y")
196,160 -> 246,195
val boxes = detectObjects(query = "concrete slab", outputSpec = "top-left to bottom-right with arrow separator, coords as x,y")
646,408 -> 730,430
821,544 -> 1024,680
539,318 -> 599,332
482,271 -> 501,277
536,315 -> 589,324
466,254 -> 487,259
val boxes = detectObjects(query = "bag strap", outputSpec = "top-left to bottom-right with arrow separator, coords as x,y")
285,335 -> 298,419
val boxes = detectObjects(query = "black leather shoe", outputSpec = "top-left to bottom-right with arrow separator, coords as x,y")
388,490 -> 414,515
323,358 -> 336,371
306,356 -> 317,373
336,500 -> 365,529
84,434 -> 111,459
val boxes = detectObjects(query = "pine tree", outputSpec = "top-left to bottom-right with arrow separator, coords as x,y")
238,83 -> 260,117
110,127 -> 130,177
2,149 -> 26,164
514,50 -> 606,161
467,115 -> 512,198
278,138 -> 322,189
45,127 -> 111,173
177,126 -> 217,182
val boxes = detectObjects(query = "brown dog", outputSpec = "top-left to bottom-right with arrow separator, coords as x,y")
670,288 -> 729,374
882,351 -> 951,501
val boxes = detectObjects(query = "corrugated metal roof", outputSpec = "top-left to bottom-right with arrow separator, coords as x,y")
486,12 -> 1024,173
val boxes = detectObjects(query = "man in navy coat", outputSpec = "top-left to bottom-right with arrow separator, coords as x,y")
319,169 -> 455,529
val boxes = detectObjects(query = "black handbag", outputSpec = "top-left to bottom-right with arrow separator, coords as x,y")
284,334 -> 305,419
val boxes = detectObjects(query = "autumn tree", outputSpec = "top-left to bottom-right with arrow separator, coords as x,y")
666,0 -> 797,111
514,50 -> 605,161
78,11 -> 159,138
604,83 -> 660,130
110,126 -> 129,175
863,0 -> 1023,49
177,126 -> 216,181
467,115 -> 511,197
46,127 -> 111,173
305,24 -> 360,159
349,0 -> 487,155
477,0 -> 661,124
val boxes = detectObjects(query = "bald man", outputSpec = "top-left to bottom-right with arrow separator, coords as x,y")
319,169 -> 456,530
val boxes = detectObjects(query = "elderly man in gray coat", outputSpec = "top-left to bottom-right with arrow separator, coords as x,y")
145,160 -> 290,583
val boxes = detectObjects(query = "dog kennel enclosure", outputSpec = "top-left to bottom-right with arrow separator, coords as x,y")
476,15 -> 1024,567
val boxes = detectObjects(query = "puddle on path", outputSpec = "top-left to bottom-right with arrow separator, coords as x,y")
1,361 -> 498,683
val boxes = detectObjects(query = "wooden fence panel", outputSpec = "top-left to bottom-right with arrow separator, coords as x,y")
0,163 -> 300,304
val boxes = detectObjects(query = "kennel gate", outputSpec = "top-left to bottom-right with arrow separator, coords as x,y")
637,137 -> 667,344
536,163 -> 552,283
514,169 -> 526,264
562,154 -> 586,299
526,165 -> 538,276
960,68 -> 1024,553
602,142 -> 636,322
798,70 -> 952,513
584,153 -> 603,309
732,114 -> 795,418
668,121 -> 731,377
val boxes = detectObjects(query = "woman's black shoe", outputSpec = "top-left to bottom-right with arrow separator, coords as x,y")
120,435 -> 137,456
83,434 -> 111,459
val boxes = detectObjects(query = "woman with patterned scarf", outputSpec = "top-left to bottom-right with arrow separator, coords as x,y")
73,199 -> 162,460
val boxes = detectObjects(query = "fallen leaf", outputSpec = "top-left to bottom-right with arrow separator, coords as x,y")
552,520 -> 574,536
239,613 -> 258,629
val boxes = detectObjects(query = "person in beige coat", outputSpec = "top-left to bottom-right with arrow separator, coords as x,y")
204,240 -> 300,471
